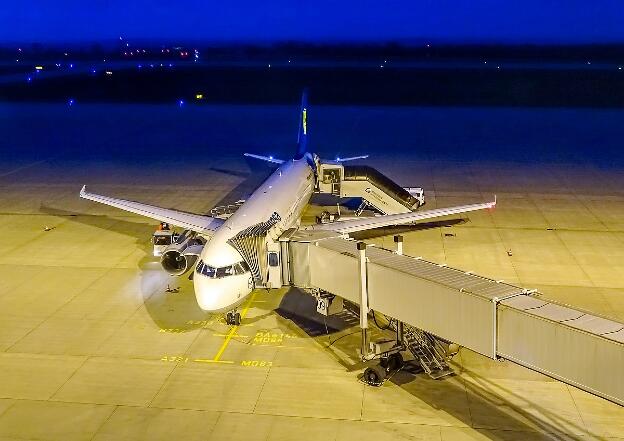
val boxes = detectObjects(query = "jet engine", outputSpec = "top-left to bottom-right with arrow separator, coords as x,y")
160,232 -> 205,276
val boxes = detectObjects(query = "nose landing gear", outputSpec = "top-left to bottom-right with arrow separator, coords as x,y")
225,311 -> 241,326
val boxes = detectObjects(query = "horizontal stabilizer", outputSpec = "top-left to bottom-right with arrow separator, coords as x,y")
243,153 -> 285,164
335,155 -> 369,162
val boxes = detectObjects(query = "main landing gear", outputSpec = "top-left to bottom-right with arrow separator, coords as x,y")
225,311 -> 241,326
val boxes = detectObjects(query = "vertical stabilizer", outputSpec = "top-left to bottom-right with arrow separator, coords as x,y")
295,88 -> 309,159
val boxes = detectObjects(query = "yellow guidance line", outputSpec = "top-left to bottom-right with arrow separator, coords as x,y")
194,359 -> 234,364
213,292 -> 257,361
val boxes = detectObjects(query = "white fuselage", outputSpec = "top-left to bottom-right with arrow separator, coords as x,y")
194,156 -> 316,312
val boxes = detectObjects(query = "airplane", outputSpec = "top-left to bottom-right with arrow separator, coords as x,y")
80,90 -> 496,325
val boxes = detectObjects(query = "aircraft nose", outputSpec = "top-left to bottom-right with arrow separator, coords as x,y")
193,273 -> 251,313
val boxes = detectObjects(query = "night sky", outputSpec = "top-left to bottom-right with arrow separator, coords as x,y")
2,1 -> 624,44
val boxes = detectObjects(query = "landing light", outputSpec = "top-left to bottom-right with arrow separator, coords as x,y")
196,94 -> 203,100
35,66 -> 43,70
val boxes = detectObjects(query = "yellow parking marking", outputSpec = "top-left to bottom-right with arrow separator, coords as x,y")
241,360 -> 273,367
213,292 -> 257,361
213,333 -> 248,338
194,359 -> 235,364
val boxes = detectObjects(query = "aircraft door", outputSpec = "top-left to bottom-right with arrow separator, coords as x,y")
266,241 -> 282,288
319,164 -> 343,196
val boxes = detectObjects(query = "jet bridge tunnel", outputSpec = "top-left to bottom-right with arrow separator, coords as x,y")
278,230 -> 624,407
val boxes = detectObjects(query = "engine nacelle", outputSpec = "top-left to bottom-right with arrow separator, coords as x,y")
160,235 -> 204,276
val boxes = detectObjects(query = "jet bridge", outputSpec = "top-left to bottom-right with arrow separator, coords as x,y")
279,230 -> 624,406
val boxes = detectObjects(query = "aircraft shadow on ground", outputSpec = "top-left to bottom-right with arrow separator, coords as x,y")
208,157 -> 275,206
276,289 -> 596,441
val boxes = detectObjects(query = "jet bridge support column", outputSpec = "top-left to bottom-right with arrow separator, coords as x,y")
358,242 -> 370,358
394,235 -> 403,255
393,235 -> 404,343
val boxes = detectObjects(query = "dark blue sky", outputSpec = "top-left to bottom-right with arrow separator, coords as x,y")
3,1 -> 624,44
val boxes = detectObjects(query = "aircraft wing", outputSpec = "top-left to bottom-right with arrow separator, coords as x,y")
79,186 -> 224,235
306,199 -> 496,235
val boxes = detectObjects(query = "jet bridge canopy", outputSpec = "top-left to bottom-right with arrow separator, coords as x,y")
283,233 -> 624,406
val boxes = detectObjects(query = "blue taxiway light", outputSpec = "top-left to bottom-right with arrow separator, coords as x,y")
26,77 -> 32,82
68,99 -> 75,106
178,100 -> 184,107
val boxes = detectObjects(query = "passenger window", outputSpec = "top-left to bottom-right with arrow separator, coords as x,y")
268,252 -> 279,267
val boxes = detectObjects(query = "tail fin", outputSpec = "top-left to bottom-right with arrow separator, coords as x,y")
295,88 -> 309,159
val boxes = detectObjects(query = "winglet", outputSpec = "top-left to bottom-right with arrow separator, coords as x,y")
488,195 -> 497,210
80,185 -> 87,197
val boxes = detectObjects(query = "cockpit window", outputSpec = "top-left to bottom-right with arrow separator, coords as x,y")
196,259 -> 249,279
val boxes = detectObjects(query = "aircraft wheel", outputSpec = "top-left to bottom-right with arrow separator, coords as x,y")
387,352 -> 404,372
363,365 -> 386,386
233,313 -> 241,326
225,312 -> 233,325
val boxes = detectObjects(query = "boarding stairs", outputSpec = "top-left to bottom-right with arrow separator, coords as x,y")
404,325 -> 454,379
317,162 -> 422,215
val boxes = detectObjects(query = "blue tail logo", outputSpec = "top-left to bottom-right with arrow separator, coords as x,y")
295,88 -> 309,159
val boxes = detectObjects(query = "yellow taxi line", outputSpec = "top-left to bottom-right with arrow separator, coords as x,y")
213,292 -> 257,361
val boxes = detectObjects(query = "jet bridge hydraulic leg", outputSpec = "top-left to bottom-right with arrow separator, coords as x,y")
359,236 -> 455,385
358,241 -> 405,385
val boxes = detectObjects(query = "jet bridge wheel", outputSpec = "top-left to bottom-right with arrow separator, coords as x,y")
363,365 -> 386,386
385,352 -> 404,372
